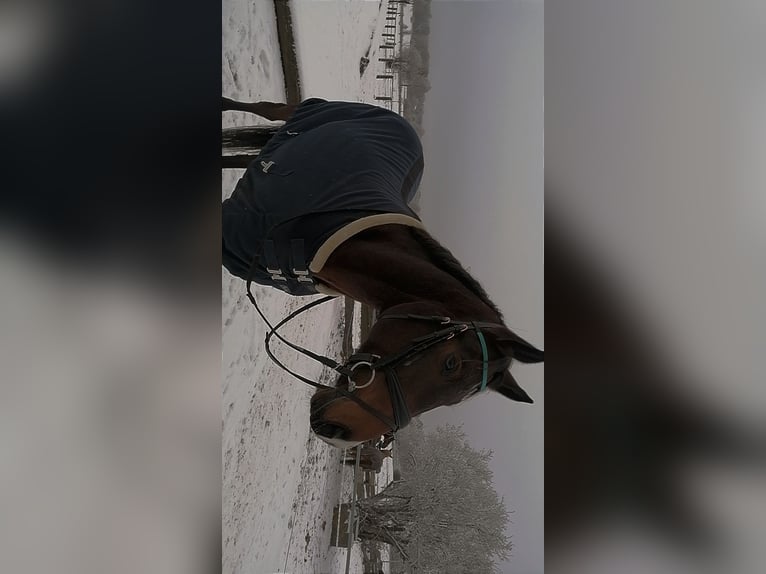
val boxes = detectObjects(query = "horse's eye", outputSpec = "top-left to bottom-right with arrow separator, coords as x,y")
444,354 -> 459,372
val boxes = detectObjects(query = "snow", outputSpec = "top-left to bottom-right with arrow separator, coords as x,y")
291,1 -> 385,101
222,2 -> 400,572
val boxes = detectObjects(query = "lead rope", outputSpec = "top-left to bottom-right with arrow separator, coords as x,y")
245,280 -> 403,431
245,281 -> 347,389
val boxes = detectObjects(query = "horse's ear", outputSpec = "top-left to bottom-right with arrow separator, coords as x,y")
494,370 -> 534,404
506,337 -> 544,363
484,326 -> 544,363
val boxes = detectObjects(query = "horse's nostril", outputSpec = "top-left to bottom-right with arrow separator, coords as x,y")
312,421 -> 350,440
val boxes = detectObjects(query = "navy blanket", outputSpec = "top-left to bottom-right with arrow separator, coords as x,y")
222,98 -> 424,295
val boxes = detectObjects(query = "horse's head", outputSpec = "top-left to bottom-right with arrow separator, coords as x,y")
310,302 -> 543,447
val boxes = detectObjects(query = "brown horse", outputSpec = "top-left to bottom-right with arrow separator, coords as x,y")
223,97 -> 543,448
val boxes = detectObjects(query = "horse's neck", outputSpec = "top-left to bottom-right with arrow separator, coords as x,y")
316,225 -> 496,320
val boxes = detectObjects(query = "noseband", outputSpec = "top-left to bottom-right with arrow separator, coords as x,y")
245,281 -> 497,435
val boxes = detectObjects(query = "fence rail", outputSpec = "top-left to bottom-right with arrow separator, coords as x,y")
372,0 -> 411,117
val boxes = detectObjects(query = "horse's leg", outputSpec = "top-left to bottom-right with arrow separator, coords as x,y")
222,97 -> 297,121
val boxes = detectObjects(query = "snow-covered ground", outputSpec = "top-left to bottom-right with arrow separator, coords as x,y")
222,2 -> 403,572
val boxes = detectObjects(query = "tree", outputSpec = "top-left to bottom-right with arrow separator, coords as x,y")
401,0 -> 432,136
356,422 -> 513,573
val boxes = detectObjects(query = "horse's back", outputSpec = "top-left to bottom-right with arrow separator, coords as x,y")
222,99 -> 424,290
234,98 -> 423,220
260,98 -> 421,169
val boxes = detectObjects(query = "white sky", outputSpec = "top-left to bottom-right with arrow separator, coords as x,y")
417,2 -> 543,573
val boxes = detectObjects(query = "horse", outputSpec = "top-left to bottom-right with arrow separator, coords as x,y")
222,97 -> 543,448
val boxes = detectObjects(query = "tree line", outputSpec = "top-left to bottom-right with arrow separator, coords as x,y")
357,420 -> 512,573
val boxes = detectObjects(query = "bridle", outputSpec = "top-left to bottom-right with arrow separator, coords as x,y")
245,280 -> 498,435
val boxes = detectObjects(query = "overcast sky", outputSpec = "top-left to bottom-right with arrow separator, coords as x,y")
416,2 -> 543,573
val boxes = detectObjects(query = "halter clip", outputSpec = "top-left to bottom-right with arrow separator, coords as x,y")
444,323 -> 469,341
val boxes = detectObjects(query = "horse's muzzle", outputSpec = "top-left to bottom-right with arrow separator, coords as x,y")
310,419 -> 363,449
311,420 -> 349,440
310,400 -> 350,439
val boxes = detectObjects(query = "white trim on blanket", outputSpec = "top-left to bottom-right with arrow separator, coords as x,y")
310,214 -> 425,295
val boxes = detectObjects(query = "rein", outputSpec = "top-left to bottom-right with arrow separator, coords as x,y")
244,279 -> 495,434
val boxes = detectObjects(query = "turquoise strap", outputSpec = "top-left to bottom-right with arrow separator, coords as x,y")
475,328 -> 489,392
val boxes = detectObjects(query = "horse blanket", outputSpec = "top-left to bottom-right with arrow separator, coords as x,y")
222,98 -> 425,296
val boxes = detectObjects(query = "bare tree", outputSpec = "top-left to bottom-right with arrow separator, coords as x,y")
357,423 -> 513,573
401,0 -> 432,136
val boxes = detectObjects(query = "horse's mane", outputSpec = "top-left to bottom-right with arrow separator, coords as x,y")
408,227 -> 504,320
